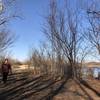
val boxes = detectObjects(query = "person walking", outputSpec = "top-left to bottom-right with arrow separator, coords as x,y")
1,59 -> 12,84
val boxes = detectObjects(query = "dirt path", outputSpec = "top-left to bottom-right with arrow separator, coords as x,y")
53,79 -> 100,100
53,79 -> 88,100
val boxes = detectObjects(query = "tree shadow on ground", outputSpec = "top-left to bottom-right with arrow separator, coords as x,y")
0,72 -> 66,100
40,77 -> 66,100
80,80 -> 100,97
74,79 -> 93,100
0,72 -> 43,100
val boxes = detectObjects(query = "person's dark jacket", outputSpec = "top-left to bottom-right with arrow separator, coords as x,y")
1,63 -> 11,73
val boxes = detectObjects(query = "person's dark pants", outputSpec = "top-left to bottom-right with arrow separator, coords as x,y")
2,72 -> 8,83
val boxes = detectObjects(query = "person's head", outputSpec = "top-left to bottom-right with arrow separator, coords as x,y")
4,58 -> 9,64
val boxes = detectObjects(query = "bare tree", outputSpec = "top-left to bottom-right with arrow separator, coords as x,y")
43,0 -> 87,79
0,0 -> 18,55
85,0 -> 100,54
0,30 -> 15,52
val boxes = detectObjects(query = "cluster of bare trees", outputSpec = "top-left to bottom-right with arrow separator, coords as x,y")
0,0 -> 17,58
29,0 -> 100,79
42,0 -> 88,78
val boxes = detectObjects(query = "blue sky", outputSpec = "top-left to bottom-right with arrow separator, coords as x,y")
7,0 -> 100,62
8,0 -> 49,61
